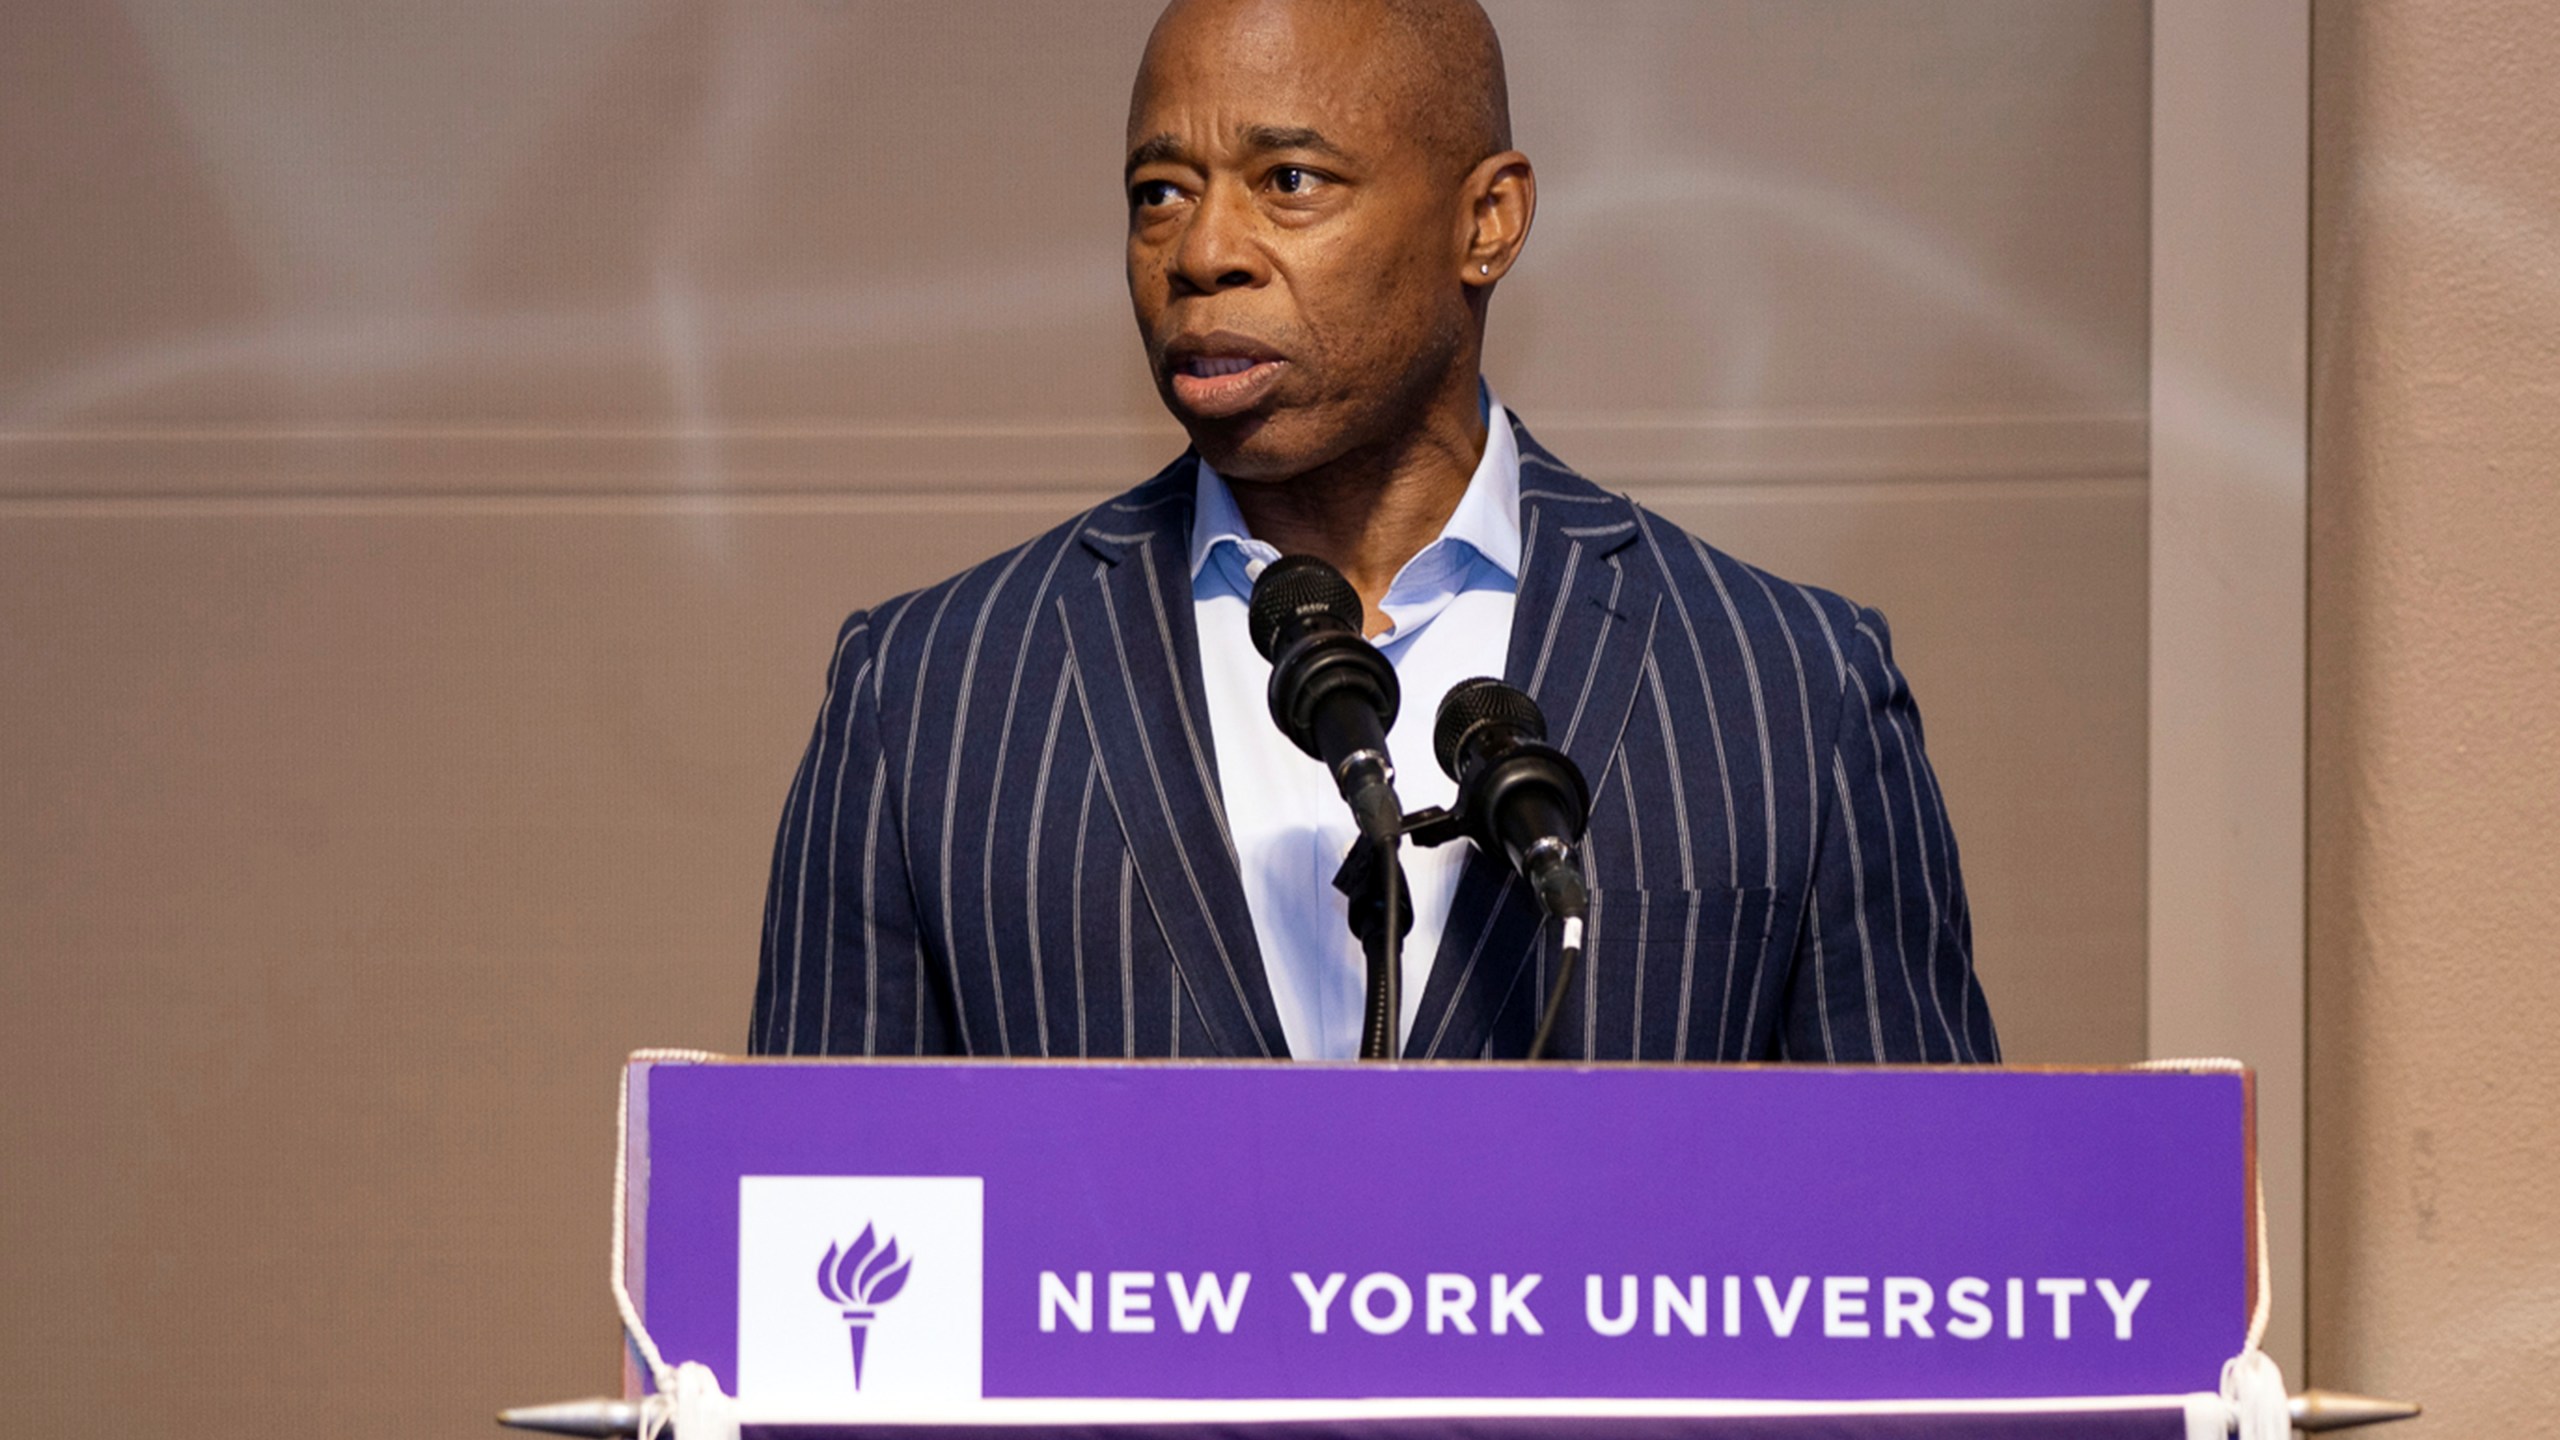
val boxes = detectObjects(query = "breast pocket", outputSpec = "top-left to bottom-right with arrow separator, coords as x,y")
1572,885 -> 1786,1061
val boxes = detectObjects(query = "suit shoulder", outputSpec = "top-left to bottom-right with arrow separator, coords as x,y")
1626,501 -> 1875,671
1509,420 -> 1880,692
848,455 -> 1193,684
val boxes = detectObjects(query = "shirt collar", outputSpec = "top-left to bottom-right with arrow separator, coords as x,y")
1188,389 -> 1524,587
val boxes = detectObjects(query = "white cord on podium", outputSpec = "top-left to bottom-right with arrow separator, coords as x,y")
2139,1057 -> 2287,1440
611,1050 -> 737,1440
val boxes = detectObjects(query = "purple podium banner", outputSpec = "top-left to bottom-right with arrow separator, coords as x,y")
626,1059 -> 2249,1433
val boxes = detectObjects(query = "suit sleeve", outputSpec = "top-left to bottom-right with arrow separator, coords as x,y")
1779,605 -> 2000,1063
751,612 -> 959,1056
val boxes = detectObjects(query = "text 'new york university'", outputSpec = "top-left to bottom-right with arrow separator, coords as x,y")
1037,1271 -> 2154,1341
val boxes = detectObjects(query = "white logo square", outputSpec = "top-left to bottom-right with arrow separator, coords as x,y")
736,1175 -> 985,1417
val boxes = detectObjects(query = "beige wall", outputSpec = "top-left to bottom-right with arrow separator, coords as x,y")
2307,0 -> 2560,1428
0,4 -> 2150,1435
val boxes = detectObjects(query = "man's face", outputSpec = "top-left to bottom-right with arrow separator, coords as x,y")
1126,0 -> 1473,480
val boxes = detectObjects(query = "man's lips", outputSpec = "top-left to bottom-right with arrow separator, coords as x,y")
1170,357 -> 1286,417
1163,332 -> 1288,419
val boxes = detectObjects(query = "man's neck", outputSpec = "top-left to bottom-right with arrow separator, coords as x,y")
1224,380 -> 1490,637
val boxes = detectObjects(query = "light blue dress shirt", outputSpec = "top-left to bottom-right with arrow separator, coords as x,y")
1189,394 -> 1523,1059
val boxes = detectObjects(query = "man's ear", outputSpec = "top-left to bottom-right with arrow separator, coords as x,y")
1461,151 -> 1537,287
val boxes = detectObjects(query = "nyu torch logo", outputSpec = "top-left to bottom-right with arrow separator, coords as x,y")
816,1224 -> 914,1388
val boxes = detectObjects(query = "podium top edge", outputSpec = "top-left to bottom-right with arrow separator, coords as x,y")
623,1051 -> 2251,1079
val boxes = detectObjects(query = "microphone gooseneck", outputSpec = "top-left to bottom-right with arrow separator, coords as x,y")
1251,554 -> 1408,1060
1432,677 -> 1593,1061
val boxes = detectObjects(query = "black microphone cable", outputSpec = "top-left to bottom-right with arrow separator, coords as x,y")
1527,912 -> 1589,1064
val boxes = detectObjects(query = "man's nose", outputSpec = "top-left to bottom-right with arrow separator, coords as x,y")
1169,183 -> 1264,295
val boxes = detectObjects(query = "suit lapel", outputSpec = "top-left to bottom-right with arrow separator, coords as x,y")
1406,424 -> 1661,1058
1056,463 -> 1290,1058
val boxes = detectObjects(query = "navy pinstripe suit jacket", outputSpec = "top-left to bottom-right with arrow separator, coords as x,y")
753,418 -> 1998,1063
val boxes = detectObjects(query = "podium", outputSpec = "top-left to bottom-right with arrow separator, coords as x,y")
503,1054 -> 2407,1439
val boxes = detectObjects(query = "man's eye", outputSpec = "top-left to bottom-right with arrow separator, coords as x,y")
1132,180 -> 1182,209
1271,167 -> 1324,196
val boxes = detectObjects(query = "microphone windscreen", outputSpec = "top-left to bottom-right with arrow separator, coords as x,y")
1247,554 -> 1365,660
1433,676 -> 1545,780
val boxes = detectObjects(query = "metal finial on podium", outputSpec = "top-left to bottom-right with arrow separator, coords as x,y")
496,1396 -> 641,1437
2291,1389 -> 2423,1431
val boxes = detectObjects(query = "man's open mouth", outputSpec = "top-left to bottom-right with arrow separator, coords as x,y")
1181,356 -> 1266,379
1166,336 -> 1289,419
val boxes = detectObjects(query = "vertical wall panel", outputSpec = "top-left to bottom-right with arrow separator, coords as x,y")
2148,0 -> 2310,1378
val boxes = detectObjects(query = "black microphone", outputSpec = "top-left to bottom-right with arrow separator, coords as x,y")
1434,678 -> 1591,920
1248,555 -> 1404,845
1433,678 -> 1592,1060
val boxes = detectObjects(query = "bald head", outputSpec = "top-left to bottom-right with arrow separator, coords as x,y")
1140,0 -> 1511,179
1374,0 -> 1513,170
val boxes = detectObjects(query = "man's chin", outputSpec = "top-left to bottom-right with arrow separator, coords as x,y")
1178,410 -> 1335,483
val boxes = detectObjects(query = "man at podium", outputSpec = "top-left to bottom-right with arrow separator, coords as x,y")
751,0 -> 1997,1066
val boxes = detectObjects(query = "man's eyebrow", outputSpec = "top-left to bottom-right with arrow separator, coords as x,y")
1241,124 -> 1347,160
1125,133 -> 1185,179
1124,125 -> 1352,179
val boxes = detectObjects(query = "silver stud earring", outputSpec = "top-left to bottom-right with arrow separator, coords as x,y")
1480,263 -> 1491,276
